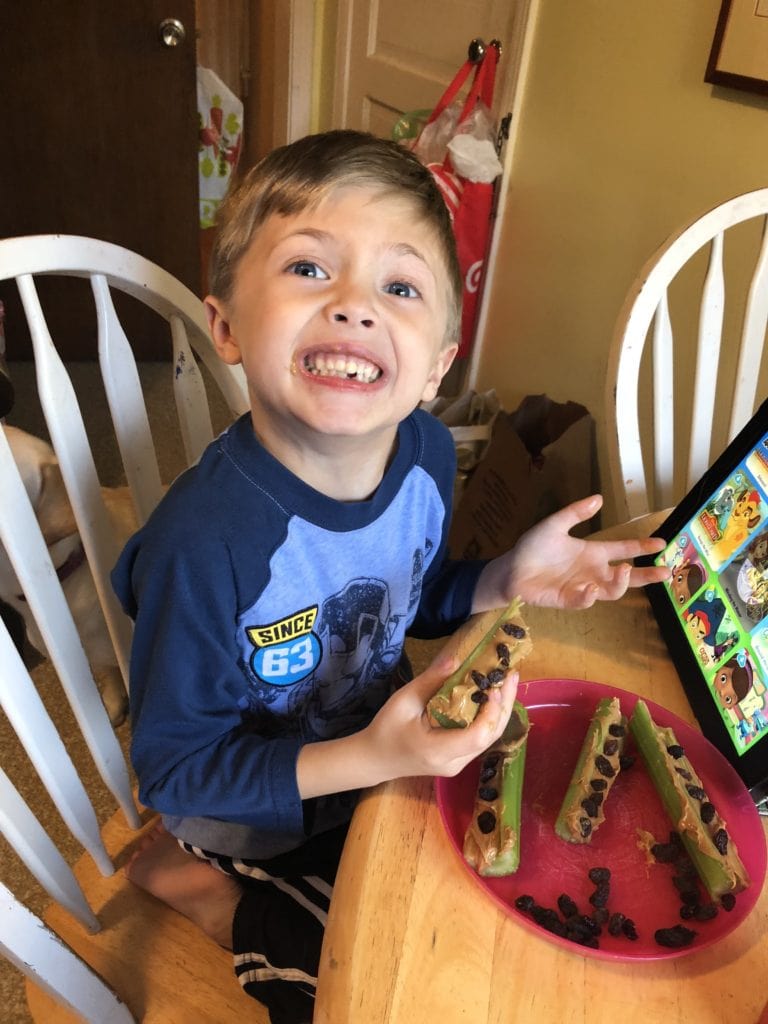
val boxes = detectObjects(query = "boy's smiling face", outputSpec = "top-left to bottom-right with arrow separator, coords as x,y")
206,185 -> 457,464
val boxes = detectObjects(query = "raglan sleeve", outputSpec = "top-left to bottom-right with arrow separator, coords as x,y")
111,492 -> 306,844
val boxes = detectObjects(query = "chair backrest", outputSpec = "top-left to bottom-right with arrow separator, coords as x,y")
0,234 -> 249,1020
605,188 -> 768,521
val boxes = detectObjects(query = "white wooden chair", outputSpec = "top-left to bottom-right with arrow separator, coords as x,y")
0,235 -> 270,1021
605,188 -> 768,521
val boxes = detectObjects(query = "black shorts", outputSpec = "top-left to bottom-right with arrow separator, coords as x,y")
180,822 -> 349,1024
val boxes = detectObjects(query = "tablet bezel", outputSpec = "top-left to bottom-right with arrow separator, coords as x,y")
639,397 -> 768,805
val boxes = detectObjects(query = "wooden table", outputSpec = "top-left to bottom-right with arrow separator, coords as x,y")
315,515 -> 768,1024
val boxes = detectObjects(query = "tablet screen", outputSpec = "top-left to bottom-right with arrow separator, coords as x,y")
643,401 -> 768,801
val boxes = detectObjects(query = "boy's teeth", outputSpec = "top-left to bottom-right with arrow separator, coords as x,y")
305,353 -> 382,382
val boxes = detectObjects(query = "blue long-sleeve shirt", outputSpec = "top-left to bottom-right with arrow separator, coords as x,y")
112,410 -> 485,857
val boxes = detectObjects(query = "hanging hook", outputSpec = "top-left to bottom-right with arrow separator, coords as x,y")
468,38 -> 486,63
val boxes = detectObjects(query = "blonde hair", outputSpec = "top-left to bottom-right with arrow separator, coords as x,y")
210,130 -> 462,345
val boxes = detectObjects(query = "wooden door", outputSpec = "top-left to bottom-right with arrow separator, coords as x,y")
332,0 -> 526,136
0,1 -> 199,359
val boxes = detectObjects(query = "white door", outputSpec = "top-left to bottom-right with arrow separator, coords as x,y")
332,0 -> 531,138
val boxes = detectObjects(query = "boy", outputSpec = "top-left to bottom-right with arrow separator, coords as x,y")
113,130 -> 668,1023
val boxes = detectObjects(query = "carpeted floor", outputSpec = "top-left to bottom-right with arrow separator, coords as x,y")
1,359 -> 234,1022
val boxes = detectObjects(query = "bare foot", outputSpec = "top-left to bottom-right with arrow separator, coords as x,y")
124,821 -> 241,948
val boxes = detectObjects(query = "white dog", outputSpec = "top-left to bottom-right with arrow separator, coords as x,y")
0,425 -> 137,726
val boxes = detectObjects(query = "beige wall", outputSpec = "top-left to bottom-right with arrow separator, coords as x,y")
475,0 -> 768,524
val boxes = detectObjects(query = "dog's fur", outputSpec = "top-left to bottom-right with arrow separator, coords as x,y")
0,425 -> 137,725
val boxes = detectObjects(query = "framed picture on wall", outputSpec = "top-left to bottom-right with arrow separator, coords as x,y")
706,0 -> 768,96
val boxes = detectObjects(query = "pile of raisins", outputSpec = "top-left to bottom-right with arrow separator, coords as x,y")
515,867 -> 638,949
649,829 -> 736,947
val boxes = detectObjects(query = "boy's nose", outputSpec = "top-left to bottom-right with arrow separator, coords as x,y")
332,311 -> 374,328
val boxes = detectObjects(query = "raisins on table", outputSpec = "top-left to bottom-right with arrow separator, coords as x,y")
622,918 -> 639,941
655,925 -> 696,948
514,894 -> 535,911
477,810 -> 496,834
594,754 -> 616,778
589,887 -> 610,909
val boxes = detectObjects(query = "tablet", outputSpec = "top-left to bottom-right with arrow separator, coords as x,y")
641,398 -> 768,807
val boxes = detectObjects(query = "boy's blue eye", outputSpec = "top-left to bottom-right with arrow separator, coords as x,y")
386,281 -> 418,298
289,260 -> 328,279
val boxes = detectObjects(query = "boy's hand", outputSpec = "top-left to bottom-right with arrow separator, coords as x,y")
362,649 -> 519,781
474,494 -> 671,612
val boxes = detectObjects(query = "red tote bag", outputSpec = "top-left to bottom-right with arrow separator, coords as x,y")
420,45 -> 500,359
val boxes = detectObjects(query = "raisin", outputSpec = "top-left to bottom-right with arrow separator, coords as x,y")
470,669 -> 487,688
592,907 -> 609,925
603,739 -> 619,756
720,893 -> 736,911
496,642 -> 510,661
700,801 -> 716,825
619,754 -> 636,770
608,912 -> 625,936
713,829 -> 729,855
655,925 -> 696,948
478,786 -> 498,802
678,889 -> 700,906
595,754 -> 616,778
575,914 -> 602,936
694,903 -> 718,921
674,766 -> 692,781
477,810 -> 496,834
651,842 -> 677,864
588,867 -> 611,884
622,918 -> 639,940
502,622 -> 526,639
479,764 -> 497,783
590,778 -> 608,791
515,894 -> 535,911
608,723 -> 626,737
565,925 -> 600,949
667,744 -> 685,759
679,904 -> 696,920
532,906 -> 567,936
589,887 -> 610,909
591,791 -> 604,807
581,796 -> 599,818
471,690 -> 489,704
686,784 -> 707,801
486,668 -> 507,685
557,893 -> 579,919
579,817 -> 593,838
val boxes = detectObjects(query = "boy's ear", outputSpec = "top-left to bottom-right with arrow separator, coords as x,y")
421,343 -> 458,403
204,296 -> 242,365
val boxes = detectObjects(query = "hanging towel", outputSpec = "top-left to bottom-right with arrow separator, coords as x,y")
197,65 -> 243,229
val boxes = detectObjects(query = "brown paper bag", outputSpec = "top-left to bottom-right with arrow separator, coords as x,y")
448,394 -> 600,560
